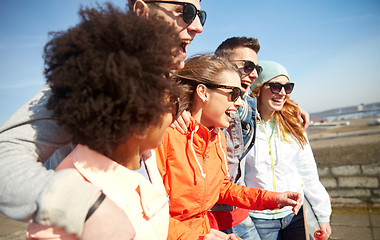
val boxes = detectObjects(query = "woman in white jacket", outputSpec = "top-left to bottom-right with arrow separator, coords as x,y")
243,61 -> 332,240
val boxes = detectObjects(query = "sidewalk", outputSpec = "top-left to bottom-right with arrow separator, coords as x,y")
329,210 -> 380,240
1,210 -> 380,240
0,214 -> 26,240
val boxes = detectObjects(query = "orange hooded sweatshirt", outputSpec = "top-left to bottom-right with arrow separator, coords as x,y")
155,118 -> 279,240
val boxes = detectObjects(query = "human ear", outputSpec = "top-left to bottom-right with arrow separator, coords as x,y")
196,84 -> 209,103
133,129 -> 147,140
133,0 -> 149,17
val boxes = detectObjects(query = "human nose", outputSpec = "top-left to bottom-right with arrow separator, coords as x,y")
234,96 -> 243,109
248,68 -> 259,80
278,86 -> 287,95
188,15 -> 203,34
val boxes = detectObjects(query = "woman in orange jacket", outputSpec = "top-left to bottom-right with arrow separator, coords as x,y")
155,54 -> 302,240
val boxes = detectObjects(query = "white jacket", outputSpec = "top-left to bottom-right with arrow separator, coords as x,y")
243,117 -> 331,222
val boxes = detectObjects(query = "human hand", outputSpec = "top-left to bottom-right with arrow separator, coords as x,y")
170,110 -> 191,134
82,195 -> 135,240
275,191 -> 302,215
228,234 -> 243,240
299,107 -> 310,129
203,229 -> 231,240
318,222 -> 332,240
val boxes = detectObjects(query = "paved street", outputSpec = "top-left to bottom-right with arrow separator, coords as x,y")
1,210 -> 380,240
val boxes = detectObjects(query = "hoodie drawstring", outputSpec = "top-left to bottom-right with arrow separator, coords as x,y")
190,125 -> 206,178
217,131 -> 230,178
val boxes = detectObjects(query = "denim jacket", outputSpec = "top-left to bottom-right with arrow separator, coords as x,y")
239,95 -> 257,161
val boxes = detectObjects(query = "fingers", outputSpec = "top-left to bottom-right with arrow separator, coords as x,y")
319,222 -> 332,239
204,229 -> 230,240
227,234 -> 241,240
169,121 -> 184,134
169,111 -> 191,134
176,116 -> 188,134
276,192 -> 302,214
299,107 -> 310,129
293,200 -> 302,215
181,110 -> 191,124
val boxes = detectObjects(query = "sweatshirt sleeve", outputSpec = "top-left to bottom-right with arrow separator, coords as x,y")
296,140 -> 332,222
217,176 -> 279,211
0,86 -> 100,236
168,216 -> 204,240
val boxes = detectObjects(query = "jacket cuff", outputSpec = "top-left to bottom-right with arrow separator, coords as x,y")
263,191 -> 280,209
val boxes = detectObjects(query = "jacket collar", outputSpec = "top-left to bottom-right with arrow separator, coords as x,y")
186,117 -> 229,179
71,145 -> 168,218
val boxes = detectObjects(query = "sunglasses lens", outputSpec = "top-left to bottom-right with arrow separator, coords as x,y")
198,11 -> 207,26
182,4 -> 196,24
268,83 -> 294,94
284,83 -> 294,94
256,66 -> 263,76
230,88 -> 241,102
269,83 -> 282,94
243,61 -> 262,76
182,4 -> 206,26
243,61 -> 254,74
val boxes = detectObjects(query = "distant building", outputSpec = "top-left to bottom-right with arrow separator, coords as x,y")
310,118 -> 328,126
310,102 -> 380,120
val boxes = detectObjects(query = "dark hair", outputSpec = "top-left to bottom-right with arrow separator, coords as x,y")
128,0 -> 136,9
128,0 -> 202,10
45,3 -> 181,156
172,54 -> 240,111
214,37 -> 260,58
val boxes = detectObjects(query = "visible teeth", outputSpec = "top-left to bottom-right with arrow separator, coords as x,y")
181,40 -> 191,52
225,111 -> 235,117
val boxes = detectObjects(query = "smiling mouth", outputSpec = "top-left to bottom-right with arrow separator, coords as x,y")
272,98 -> 285,104
225,110 -> 236,120
241,83 -> 250,91
181,40 -> 191,53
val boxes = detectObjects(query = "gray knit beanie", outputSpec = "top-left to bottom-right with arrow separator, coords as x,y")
251,61 -> 290,90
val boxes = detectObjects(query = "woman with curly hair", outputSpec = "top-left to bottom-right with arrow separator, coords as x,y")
243,61 -> 332,240
27,4 -> 182,240
0,1 -> 204,238
155,55 -> 303,240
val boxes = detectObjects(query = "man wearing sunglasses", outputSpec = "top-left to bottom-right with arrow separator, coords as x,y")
0,1 -> 205,240
129,0 -> 205,69
209,37 -> 310,240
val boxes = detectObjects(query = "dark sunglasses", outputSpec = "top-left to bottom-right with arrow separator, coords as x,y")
204,83 -> 243,102
233,60 -> 263,76
264,82 -> 295,94
146,1 -> 207,26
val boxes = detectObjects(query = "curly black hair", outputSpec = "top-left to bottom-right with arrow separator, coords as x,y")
45,3 -> 181,156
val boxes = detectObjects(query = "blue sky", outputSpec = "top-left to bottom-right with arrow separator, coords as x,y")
1,0 -> 380,125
